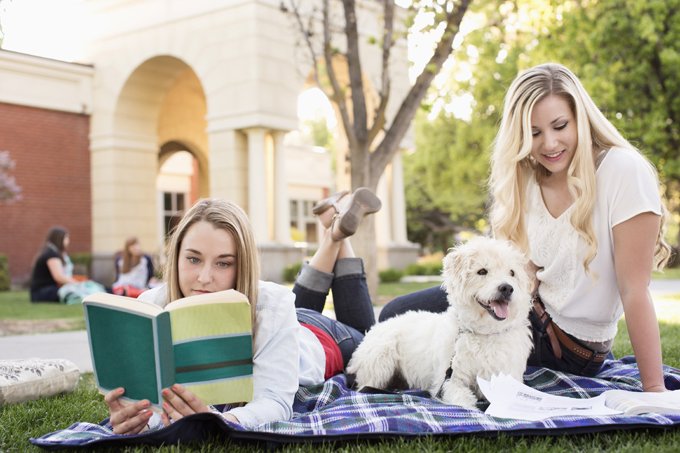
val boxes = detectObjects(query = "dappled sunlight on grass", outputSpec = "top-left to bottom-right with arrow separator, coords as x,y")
653,268 -> 680,280
654,295 -> 680,324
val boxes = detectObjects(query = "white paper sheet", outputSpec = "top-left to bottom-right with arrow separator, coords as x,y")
477,374 -> 622,421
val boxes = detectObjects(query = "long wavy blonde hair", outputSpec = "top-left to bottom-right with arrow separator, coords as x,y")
489,63 -> 670,271
163,198 -> 260,319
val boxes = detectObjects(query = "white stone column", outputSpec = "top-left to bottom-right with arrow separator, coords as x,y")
90,136 -> 158,252
391,150 -> 408,243
245,128 -> 269,243
89,135 -> 158,284
207,127 -> 248,208
272,131 -> 291,243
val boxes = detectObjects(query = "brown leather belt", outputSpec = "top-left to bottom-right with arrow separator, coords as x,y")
532,298 -> 607,363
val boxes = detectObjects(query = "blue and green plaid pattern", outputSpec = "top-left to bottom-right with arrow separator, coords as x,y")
31,357 -> 680,448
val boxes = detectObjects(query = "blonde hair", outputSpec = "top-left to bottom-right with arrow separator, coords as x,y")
163,198 -> 260,319
489,63 -> 670,270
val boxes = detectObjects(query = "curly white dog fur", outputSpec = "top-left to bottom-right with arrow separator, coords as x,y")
346,237 -> 533,408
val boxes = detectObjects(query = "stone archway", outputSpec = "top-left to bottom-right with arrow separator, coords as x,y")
90,56 -> 209,283
84,1 -> 416,283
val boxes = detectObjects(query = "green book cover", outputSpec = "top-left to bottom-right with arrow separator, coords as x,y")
83,290 -> 253,408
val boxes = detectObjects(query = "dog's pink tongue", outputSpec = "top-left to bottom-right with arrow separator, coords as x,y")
490,300 -> 509,319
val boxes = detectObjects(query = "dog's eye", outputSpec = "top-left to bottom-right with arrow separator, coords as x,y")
477,268 -> 488,276
510,270 -> 515,277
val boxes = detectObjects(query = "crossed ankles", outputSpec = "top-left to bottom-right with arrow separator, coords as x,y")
314,188 -> 382,241
313,190 -> 349,229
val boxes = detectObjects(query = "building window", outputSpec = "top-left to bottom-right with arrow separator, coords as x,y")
290,199 -> 318,244
163,192 -> 186,236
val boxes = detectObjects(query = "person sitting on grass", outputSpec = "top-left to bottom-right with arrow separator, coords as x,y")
112,236 -> 159,298
29,226 -> 78,302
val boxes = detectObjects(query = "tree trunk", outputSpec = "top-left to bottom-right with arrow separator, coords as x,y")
352,215 -> 379,302
348,143 -> 379,301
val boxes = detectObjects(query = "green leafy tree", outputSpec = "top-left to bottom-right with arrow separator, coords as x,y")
405,111 -> 491,251
304,117 -> 335,150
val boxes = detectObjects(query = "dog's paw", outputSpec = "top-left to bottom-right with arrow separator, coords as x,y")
439,382 -> 478,409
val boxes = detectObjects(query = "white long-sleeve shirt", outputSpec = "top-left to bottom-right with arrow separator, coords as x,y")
138,281 -> 325,428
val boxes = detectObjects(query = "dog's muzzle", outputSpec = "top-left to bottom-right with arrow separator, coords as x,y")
476,283 -> 513,321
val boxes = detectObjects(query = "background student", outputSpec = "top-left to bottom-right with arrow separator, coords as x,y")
112,236 -> 158,297
29,226 -> 78,302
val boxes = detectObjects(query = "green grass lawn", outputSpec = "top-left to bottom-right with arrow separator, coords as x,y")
653,267 -> 680,280
3,286 -> 680,451
0,291 -> 84,320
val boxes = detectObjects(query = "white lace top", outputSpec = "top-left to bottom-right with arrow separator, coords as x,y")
526,147 -> 662,341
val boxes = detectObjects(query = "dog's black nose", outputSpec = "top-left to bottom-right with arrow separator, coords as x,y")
498,284 -> 514,298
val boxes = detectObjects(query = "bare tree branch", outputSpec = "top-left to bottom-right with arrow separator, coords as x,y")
288,0 -> 326,94
321,0 -> 359,151
341,0 -> 368,147
367,0 -> 393,145
370,0 -> 472,183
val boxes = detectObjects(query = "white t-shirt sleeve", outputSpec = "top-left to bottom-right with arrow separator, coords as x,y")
137,284 -> 167,306
226,282 -> 300,428
605,148 -> 662,227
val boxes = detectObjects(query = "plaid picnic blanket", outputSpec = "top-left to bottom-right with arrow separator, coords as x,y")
30,357 -> 680,449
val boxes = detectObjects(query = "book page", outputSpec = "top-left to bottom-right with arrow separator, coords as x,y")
165,289 -> 249,311
478,374 -> 622,421
83,292 -> 163,317
166,290 -> 251,341
165,289 -> 254,405
604,389 -> 680,415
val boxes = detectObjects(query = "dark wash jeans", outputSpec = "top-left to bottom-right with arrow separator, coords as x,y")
293,259 -> 375,366
30,285 -> 60,302
380,285 -> 606,376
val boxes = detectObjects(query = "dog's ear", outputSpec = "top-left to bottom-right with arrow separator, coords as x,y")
442,242 -> 472,281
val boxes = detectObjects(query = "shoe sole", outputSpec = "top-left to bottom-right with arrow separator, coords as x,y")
312,190 -> 350,215
337,188 -> 382,237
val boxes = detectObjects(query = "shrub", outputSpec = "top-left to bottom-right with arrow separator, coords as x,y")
404,260 -> 443,276
422,261 -> 443,276
0,254 -> 9,291
379,268 -> 403,283
282,262 -> 303,283
404,263 -> 424,276
70,252 -> 92,276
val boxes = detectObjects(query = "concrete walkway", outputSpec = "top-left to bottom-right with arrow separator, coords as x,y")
2,280 -> 679,374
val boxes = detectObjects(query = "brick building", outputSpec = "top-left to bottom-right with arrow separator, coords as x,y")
0,52 -> 94,286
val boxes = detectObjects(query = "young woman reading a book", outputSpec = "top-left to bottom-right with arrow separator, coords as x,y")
105,189 -> 381,433
379,63 -> 671,393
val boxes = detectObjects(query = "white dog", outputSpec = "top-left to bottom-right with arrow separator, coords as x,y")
346,237 -> 533,408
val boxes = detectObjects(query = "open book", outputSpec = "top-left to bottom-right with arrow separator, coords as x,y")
478,374 -> 680,421
83,290 -> 253,409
